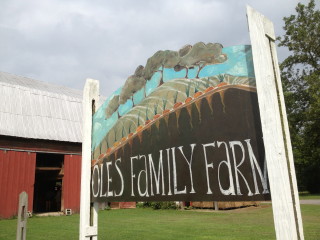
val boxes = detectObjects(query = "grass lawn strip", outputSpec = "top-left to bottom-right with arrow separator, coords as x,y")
0,204 -> 319,239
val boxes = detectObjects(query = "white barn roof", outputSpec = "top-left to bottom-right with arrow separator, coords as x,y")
0,71 -> 83,143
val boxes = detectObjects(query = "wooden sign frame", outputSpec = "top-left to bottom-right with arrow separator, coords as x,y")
247,6 -> 303,240
80,79 -> 99,240
79,7 -> 304,240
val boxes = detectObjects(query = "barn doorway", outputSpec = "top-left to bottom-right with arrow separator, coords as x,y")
33,153 -> 64,213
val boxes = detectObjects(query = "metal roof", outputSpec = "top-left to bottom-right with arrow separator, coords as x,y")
0,71 -> 83,143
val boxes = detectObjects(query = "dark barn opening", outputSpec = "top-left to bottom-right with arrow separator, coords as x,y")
33,153 -> 64,213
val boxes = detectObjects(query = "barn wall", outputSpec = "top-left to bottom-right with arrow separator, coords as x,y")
119,202 -> 136,209
0,150 -> 36,218
63,154 -> 82,213
0,135 -> 82,154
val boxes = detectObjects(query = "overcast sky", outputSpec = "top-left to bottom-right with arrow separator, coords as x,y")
0,0 -> 307,97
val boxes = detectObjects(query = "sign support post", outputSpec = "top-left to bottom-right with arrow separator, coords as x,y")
16,191 -> 28,240
80,79 -> 100,240
247,6 -> 304,240
83,8 -> 304,240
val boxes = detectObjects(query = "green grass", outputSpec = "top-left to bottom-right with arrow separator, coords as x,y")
99,206 -> 275,240
299,192 -> 320,200
1,205 -> 319,240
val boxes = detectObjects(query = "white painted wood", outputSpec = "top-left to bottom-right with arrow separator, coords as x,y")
268,29 -> 304,240
247,6 -> 304,240
80,79 -> 99,240
90,202 -> 99,237
85,226 -> 98,237
263,17 -> 275,40
214,201 -> 219,211
16,191 -> 28,240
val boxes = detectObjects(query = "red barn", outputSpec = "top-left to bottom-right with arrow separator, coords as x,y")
0,72 -> 83,218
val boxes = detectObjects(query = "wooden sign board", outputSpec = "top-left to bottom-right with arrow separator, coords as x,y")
79,7 -> 303,240
90,44 -> 270,203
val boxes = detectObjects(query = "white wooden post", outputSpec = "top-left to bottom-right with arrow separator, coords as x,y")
80,79 -> 100,240
16,191 -> 28,240
214,201 -> 218,211
247,6 -> 304,240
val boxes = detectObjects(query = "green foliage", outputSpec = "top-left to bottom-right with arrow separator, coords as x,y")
278,0 -> 320,192
160,92 -> 170,110
185,81 -> 193,97
136,202 -> 152,208
136,201 -> 178,210
153,101 -> 159,115
203,77 -> 211,88
136,202 -> 144,208
121,126 -> 125,138
161,97 -> 168,110
217,74 -> 225,83
113,128 -> 117,142
145,106 -> 150,121
104,205 -> 111,210
193,81 -> 202,93
128,122 -> 133,133
151,201 -> 178,210
105,138 -> 109,149
137,111 -> 141,126
173,91 -> 179,103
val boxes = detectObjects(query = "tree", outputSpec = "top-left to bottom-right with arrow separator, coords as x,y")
277,0 -> 320,193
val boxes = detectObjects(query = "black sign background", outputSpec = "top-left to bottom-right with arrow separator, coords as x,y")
91,86 -> 271,202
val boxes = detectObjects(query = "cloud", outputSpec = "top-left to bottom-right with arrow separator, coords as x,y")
0,0 -> 300,98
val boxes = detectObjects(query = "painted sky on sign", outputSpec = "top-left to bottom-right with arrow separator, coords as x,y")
91,45 -> 254,150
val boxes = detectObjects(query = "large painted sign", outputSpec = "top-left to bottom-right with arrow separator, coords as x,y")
91,43 -> 271,202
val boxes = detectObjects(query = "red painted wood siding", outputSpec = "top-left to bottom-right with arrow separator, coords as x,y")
110,202 -> 136,209
0,150 -> 36,218
119,202 -> 136,209
63,155 -> 81,213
